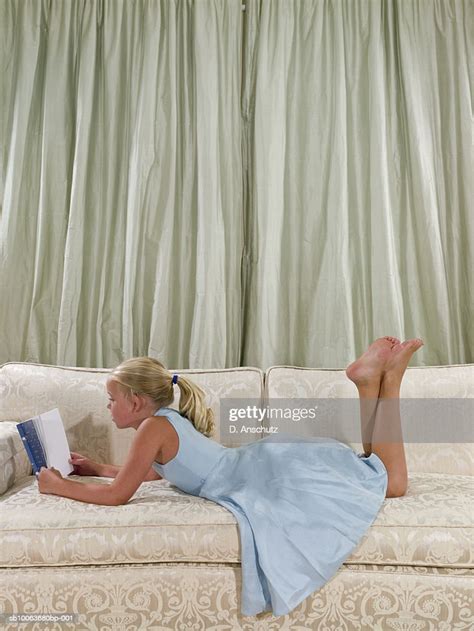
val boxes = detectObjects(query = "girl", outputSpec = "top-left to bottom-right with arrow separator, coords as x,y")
38,336 -> 423,616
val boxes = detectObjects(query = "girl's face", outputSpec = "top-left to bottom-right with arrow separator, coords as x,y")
106,379 -> 134,428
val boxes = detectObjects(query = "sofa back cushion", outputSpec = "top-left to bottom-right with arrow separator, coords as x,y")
0,363 -> 264,467
265,365 -> 474,475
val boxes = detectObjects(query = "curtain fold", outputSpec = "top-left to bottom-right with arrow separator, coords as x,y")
241,0 -> 473,368
1,0 -> 472,369
1,0 -> 243,368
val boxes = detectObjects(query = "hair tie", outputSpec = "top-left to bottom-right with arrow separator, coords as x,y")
172,374 -> 179,385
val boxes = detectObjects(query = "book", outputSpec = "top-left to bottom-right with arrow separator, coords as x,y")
16,408 -> 74,477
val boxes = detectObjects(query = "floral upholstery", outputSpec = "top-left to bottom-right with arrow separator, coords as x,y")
265,364 -> 474,475
0,362 -> 264,490
0,422 -> 31,495
0,361 -> 472,629
0,473 -> 472,569
0,563 -> 472,630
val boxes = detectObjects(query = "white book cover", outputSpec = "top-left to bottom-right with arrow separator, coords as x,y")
32,408 -> 74,477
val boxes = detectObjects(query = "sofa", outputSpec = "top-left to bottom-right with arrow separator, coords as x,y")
0,361 -> 472,630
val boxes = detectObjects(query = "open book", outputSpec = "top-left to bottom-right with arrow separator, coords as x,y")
17,408 -> 74,477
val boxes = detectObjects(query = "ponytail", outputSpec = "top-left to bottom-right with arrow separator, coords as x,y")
174,375 -> 215,437
110,357 -> 215,437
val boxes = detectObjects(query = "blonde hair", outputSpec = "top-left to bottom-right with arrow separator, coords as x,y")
110,357 -> 215,437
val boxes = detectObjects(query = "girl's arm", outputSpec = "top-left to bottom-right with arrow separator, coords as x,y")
38,417 -> 166,505
100,463 -> 162,481
69,452 -> 161,481
42,475 -> 125,506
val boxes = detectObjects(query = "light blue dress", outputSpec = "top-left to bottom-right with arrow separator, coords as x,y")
152,407 -> 388,617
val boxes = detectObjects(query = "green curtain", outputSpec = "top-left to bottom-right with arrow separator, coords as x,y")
241,0 -> 473,367
1,0 -> 472,369
0,0 -> 243,368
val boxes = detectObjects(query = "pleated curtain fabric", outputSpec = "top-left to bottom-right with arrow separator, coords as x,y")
1,0 -> 472,369
240,0 -> 473,368
0,0 -> 244,368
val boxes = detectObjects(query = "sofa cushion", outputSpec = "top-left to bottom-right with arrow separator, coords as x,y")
0,422 -> 31,494
0,472 -> 471,570
265,365 -> 474,475
0,363 -> 264,465
265,364 -> 474,399
0,475 -> 239,568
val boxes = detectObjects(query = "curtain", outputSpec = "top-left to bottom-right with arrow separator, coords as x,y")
0,0 -> 243,368
241,0 -> 473,368
1,0 -> 472,369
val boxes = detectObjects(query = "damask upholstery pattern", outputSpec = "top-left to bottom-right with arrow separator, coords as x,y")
0,563 -> 472,630
0,362 -> 265,490
0,422 -> 30,495
0,474 -> 472,569
265,364 -> 474,475
0,361 -> 473,629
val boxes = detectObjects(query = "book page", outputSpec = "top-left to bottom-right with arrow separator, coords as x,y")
36,408 -> 74,476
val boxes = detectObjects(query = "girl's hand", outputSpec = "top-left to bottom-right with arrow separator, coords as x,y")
69,452 -> 103,476
38,467 -> 63,495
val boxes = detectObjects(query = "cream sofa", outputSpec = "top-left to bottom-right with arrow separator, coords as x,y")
0,361 -> 472,630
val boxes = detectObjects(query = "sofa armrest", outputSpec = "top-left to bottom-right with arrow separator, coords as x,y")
0,422 -> 32,495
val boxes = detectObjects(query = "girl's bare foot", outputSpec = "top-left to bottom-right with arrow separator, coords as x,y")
346,337 -> 400,388
383,338 -> 424,384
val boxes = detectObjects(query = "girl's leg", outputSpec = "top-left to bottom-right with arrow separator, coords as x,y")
346,336 -> 400,455
370,378 -> 407,497
355,383 -> 379,456
370,339 -> 424,498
